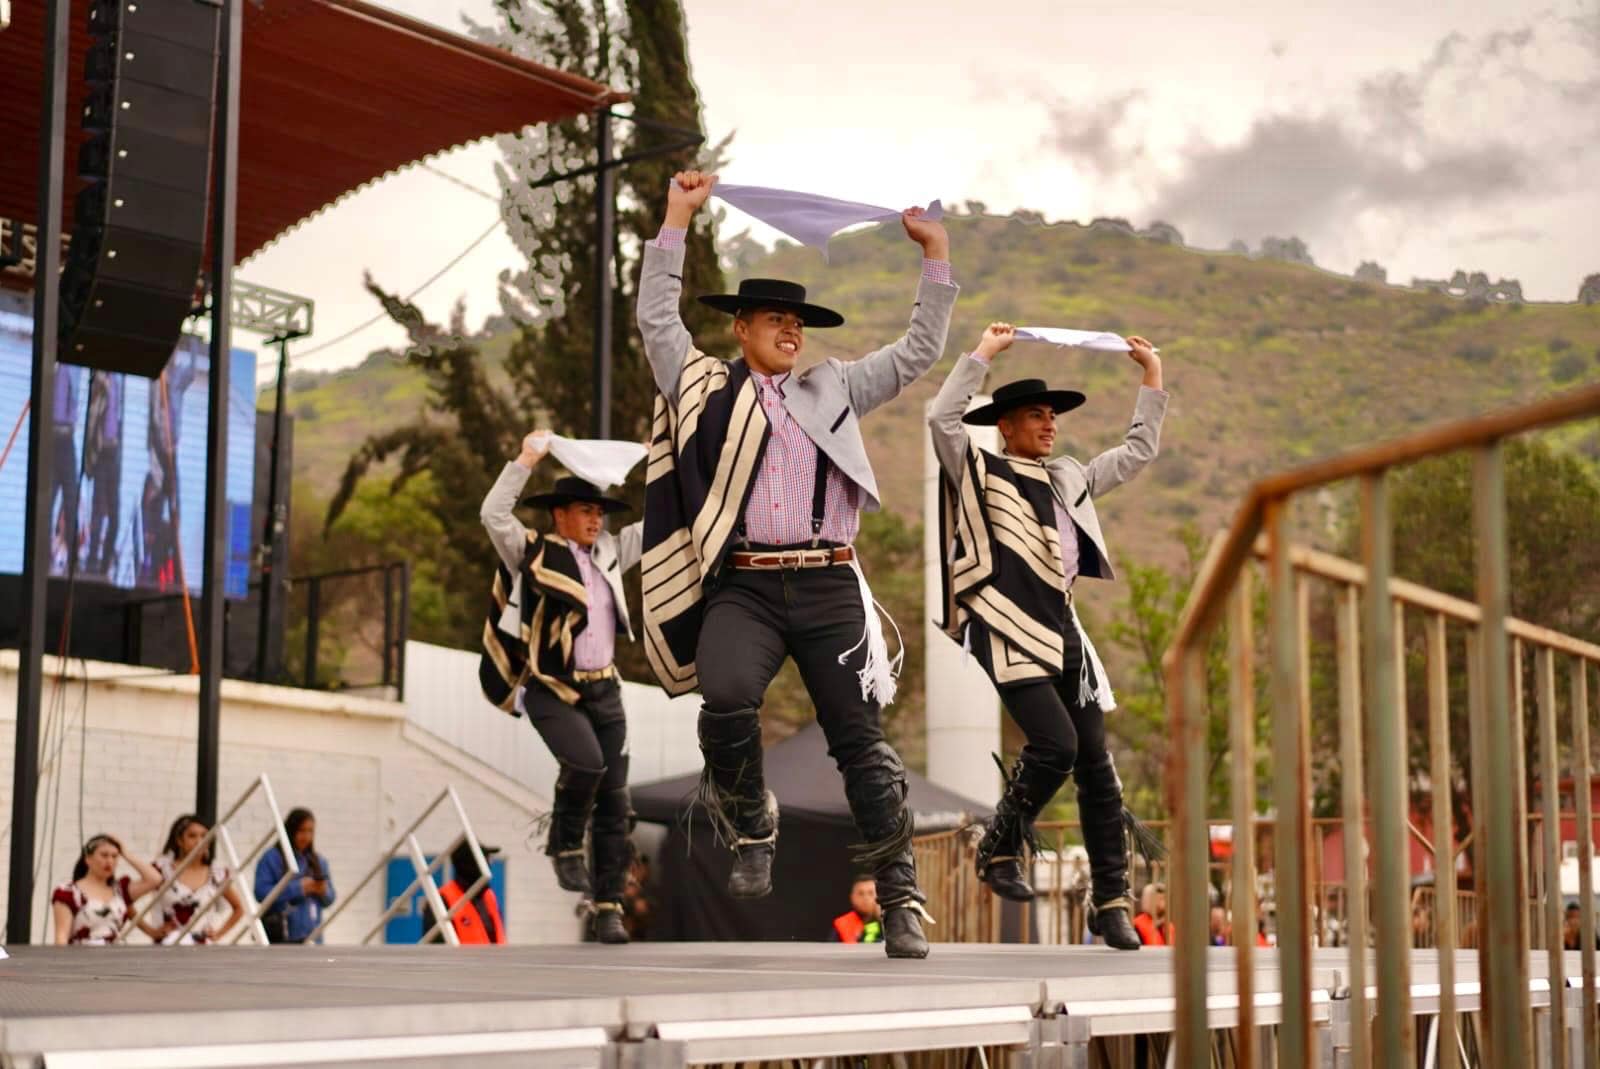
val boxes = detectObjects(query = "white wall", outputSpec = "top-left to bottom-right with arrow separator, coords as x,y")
923,399 -> 1003,805
0,645 -> 702,947
402,641 -> 703,793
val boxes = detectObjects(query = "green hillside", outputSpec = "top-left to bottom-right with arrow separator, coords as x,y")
262,330 -> 517,498
268,209 -> 1600,573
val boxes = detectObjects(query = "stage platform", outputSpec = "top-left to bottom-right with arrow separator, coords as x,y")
0,942 -> 1589,1068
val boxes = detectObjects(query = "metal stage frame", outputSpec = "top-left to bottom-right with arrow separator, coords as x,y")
1,943 -> 1595,1068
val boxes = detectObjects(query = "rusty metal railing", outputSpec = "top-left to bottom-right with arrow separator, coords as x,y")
1163,381 -> 1600,1068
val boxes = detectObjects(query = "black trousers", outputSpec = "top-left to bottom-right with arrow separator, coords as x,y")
696,562 -> 922,907
970,615 -> 1128,902
522,676 -> 631,902
698,565 -> 884,764
522,677 -> 629,793
970,617 -> 1107,775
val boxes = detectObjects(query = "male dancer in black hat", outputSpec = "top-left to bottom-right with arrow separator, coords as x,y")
635,170 -> 956,958
929,322 -> 1167,950
479,432 -> 641,944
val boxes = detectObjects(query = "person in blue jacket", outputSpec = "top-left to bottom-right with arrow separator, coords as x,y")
254,807 -> 335,943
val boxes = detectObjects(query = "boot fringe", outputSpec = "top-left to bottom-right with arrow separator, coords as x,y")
1122,807 -> 1168,864
684,764 -> 742,851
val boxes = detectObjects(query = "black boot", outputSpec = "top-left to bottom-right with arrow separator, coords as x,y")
591,785 -> 633,945
844,742 -> 930,959
698,707 -> 777,898
592,902 -> 629,944
975,754 -> 1070,902
1077,751 -> 1141,951
547,764 -> 602,894
882,902 -> 930,959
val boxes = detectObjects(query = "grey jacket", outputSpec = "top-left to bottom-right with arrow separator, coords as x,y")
479,461 -> 643,639
929,354 -> 1169,581
636,241 -> 958,514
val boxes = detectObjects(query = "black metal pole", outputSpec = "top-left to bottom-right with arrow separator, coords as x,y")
7,0 -> 72,947
397,560 -> 410,702
304,576 -> 319,689
381,565 -> 393,689
197,0 -> 241,826
591,107 -> 614,440
255,336 -> 289,683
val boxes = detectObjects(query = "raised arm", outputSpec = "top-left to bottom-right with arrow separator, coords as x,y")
122,847 -> 164,900
1081,337 -> 1169,498
480,433 -> 546,572
929,323 -> 1015,478
844,210 -> 958,417
637,171 -> 716,401
615,519 -> 644,573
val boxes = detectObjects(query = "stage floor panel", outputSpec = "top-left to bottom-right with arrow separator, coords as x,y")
0,942 -> 1581,1067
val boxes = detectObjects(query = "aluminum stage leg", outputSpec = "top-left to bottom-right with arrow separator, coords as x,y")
604,1039 -> 686,1069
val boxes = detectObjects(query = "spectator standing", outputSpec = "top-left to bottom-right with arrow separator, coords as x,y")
426,842 -> 505,945
1132,883 -> 1172,946
254,808 -> 335,944
1209,906 -> 1230,946
831,876 -> 884,944
151,814 -> 244,945
51,834 -> 161,945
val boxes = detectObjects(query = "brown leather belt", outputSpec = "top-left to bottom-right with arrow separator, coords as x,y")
729,546 -> 856,571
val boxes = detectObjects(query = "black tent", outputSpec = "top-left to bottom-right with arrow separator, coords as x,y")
632,722 -> 990,943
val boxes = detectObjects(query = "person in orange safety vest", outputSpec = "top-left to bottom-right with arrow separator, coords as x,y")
430,842 -> 505,945
831,875 -> 883,944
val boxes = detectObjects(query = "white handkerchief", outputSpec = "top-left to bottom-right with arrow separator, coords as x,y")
711,182 -> 943,258
1015,327 -> 1144,352
531,433 -> 646,490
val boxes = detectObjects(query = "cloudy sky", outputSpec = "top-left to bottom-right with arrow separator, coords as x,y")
243,0 -> 1600,379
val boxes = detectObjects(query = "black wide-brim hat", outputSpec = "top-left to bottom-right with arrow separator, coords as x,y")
521,476 -> 631,513
698,278 -> 845,328
962,378 -> 1087,426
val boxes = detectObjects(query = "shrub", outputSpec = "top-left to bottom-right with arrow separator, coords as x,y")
1548,336 -> 1573,353
1552,351 -> 1587,383
1251,322 -> 1279,341
1154,454 -> 1197,488
1071,249 -> 1100,267
1454,342 -> 1497,364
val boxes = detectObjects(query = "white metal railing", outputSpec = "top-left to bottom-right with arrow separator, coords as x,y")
305,785 -> 491,946
116,773 -> 297,946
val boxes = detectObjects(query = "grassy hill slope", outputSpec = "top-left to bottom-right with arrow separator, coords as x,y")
268,209 -> 1600,577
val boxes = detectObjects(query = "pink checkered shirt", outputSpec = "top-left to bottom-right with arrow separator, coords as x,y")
743,370 -> 861,546
651,226 -> 951,545
571,548 -> 617,670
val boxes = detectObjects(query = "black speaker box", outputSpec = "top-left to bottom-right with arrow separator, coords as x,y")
59,0 -> 222,379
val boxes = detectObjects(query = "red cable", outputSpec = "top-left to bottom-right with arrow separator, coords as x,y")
0,400 -> 29,476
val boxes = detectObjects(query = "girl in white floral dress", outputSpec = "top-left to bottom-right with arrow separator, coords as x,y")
150,814 -> 245,945
50,834 -> 162,945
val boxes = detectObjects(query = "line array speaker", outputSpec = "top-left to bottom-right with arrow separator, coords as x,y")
59,0 -> 222,379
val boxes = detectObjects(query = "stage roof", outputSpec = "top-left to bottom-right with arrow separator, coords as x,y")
0,0 -> 623,285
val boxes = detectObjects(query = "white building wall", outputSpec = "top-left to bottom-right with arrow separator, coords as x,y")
0,643 -> 703,947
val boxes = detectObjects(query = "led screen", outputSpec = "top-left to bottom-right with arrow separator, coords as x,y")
0,294 -> 256,598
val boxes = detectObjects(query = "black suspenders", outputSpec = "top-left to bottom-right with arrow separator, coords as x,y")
810,446 -> 830,548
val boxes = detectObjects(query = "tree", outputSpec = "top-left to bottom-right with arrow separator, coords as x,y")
1099,525 -> 1271,820
469,0 -> 732,442
324,0 -> 728,657
1338,438 -> 1600,849
323,280 -> 520,647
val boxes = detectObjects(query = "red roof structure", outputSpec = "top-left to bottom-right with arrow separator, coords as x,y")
0,0 -> 624,286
